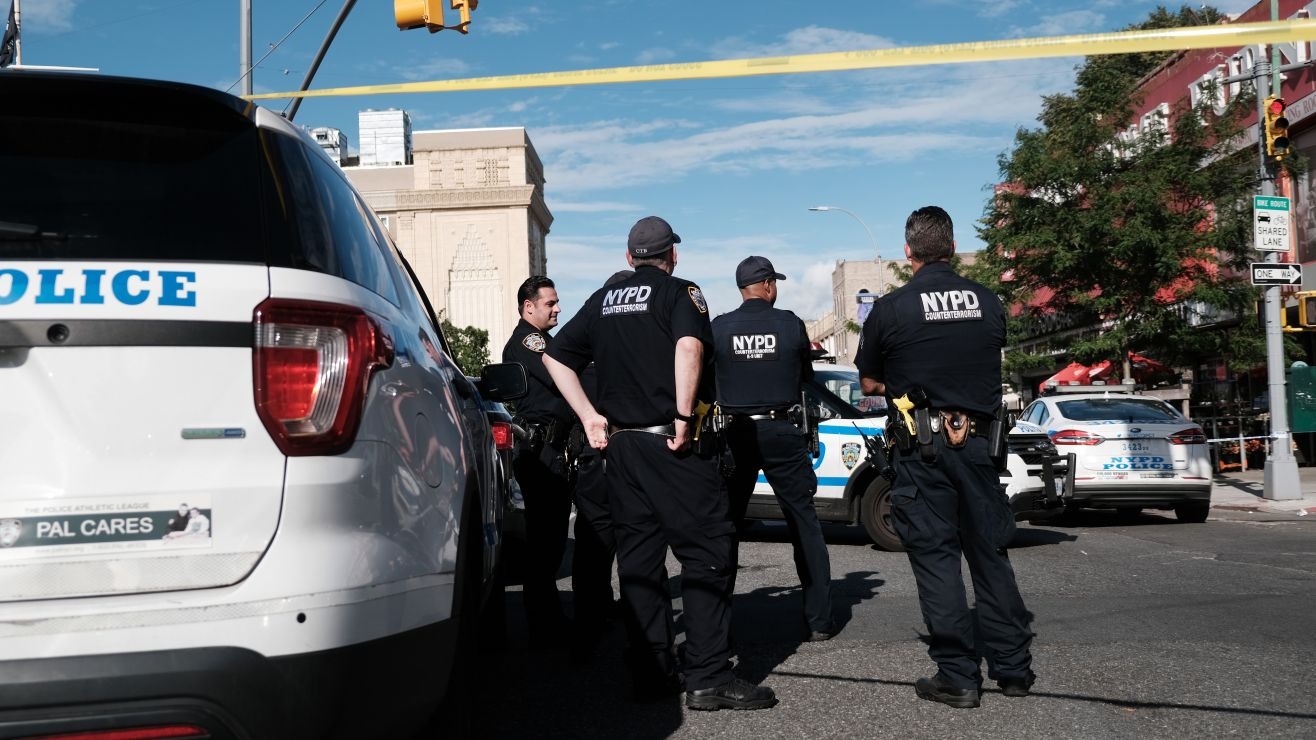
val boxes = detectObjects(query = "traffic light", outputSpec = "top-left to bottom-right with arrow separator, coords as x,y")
1264,96 -> 1290,160
395,0 -> 445,32
1298,291 -> 1316,328
451,0 -> 477,34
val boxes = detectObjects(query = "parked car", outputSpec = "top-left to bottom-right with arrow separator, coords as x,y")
468,383 -> 526,540
1019,390 -> 1212,521
0,71 -> 526,740
740,364 -> 1071,551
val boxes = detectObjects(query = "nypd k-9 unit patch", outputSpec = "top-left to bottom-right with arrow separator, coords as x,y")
522,332 -> 547,352
688,286 -> 707,314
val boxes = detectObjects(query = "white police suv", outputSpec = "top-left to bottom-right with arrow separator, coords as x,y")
741,364 -> 1071,550
0,72 -> 524,739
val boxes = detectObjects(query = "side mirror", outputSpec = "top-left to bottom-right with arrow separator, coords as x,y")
479,362 -> 528,402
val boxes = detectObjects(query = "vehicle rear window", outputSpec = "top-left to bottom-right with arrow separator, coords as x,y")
0,109 -> 274,263
1056,398 -> 1181,423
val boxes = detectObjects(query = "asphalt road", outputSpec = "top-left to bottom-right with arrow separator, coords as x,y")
477,509 -> 1316,739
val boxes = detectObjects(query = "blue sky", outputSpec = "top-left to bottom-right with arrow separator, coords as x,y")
16,0 -> 1258,324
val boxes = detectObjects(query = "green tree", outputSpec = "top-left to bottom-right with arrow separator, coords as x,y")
439,312 -> 490,376
978,4 -> 1265,378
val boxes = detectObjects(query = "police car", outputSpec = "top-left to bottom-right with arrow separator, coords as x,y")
0,72 -> 525,739
741,364 -> 1071,550
1019,388 -> 1212,522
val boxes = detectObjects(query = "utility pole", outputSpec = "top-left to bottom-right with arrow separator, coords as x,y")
240,0 -> 252,96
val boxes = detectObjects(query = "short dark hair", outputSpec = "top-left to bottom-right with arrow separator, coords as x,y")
631,253 -> 673,269
517,275 -> 555,312
905,206 -> 954,263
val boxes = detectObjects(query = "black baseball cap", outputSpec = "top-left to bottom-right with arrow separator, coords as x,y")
628,216 -> 681,257
736,255 -> 787,288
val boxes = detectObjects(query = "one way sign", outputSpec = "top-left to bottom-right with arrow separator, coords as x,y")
1251,262 -> 1303,286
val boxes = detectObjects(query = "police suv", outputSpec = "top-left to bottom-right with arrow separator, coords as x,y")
0,72 -> 524,739
741,364 -> 1071,550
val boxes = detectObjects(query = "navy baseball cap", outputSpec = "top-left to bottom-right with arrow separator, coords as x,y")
736,255 -> 787,288
628,216 -> 681,257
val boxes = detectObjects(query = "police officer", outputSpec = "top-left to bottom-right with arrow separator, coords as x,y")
856,206 -> 1035,708
714,256 -> 836,642
544,216 -> 776,711
503,276 -> 573,646
567,270 -> 634,663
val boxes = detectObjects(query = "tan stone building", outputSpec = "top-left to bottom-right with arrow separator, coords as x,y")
343,127 -> 553,356
808,254 -> 976,362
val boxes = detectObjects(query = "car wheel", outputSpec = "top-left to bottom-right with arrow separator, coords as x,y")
1174,503 -> 1210,523
860,477 -> 905,552
423,490 -> 482,740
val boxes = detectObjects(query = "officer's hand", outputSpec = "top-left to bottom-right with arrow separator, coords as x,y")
583,413 -> 609,450
668,420 -> 692,452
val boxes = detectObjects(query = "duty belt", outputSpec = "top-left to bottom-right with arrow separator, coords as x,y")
609,423 -> 676,437
733,407 -> 795,422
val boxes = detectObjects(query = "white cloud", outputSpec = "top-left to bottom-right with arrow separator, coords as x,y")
484,17 -> 529,35
713,25 -> 896,59
980,0 -> 1023,18
19,0 -> 79,32
397,58 -> 471,81
636,47 -> 677,64
1011,10 -> 1106,37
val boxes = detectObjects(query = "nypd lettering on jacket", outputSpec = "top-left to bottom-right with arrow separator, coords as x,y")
731,333 -> 778,361
0,267 -> 196,307
600,285 -> 651,316
920,289 -> 981,321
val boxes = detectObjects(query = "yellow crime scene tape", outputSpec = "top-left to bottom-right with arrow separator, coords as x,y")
245,18 -> 1316,102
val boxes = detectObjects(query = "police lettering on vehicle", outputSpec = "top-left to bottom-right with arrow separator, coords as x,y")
0,267 -> 197,307
600,285 -> 652,316
920,289 -> 981,321
731,333 -> 778,361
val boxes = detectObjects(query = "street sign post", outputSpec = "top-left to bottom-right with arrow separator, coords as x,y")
1254,195 -> 1291,252
1251,262 -> 1302,286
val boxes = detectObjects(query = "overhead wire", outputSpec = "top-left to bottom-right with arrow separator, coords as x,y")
226,0 -> 328,94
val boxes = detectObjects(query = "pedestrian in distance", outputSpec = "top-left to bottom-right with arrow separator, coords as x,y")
714,255 -> 836,642
544,216 -> 777,711
857,206 -> 1035,709
503,275 -> 574,648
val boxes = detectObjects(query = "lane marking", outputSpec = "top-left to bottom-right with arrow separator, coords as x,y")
245,19 -> 1316,101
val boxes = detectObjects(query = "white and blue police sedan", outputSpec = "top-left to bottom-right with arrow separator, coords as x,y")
740,364 -> 1071,551
1019,390 -> 1212,521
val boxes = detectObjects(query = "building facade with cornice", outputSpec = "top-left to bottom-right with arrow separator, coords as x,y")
342,127 -> 553,356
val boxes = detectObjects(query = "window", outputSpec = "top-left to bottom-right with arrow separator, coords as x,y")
273,137 -> 399,305
1056,398 -> 1181,423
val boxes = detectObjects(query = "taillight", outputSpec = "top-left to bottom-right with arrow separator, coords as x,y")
253,298 -> 393,456
1052,429 -> 1105,446
1170,427 -> 1207,445
491,421 -> 514,451
23,727 -> 208,740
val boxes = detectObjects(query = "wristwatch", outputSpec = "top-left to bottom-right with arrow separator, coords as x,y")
674,411 -> 696,423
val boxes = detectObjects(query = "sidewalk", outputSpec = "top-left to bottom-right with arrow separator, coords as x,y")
1211,466 -> 1316,517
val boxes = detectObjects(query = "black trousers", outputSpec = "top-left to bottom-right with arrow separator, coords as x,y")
571,450 -> 617,634
890,434 -> 1034,690
727,418 -> 834,632
511,441 -> 573,636
607,431 -> 736,691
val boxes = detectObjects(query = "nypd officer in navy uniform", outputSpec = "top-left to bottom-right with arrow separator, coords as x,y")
714,256 -> 836,642
544,216 -> 777,711
856,206 -> 1034,708
503,275 -> 573,646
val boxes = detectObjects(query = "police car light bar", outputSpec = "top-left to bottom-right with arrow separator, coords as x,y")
1044,381 -> 1137,394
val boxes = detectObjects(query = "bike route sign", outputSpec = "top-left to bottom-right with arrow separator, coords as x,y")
1254,195 -> 1291,252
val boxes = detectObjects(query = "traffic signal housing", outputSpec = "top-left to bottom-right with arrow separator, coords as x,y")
1298,291 -> 1316,328
451,0 -> 477,33
395,0 -> 445,32
1265,96 -> 1290,160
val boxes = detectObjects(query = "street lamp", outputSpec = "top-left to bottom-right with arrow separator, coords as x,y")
808,205 -> 880,261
